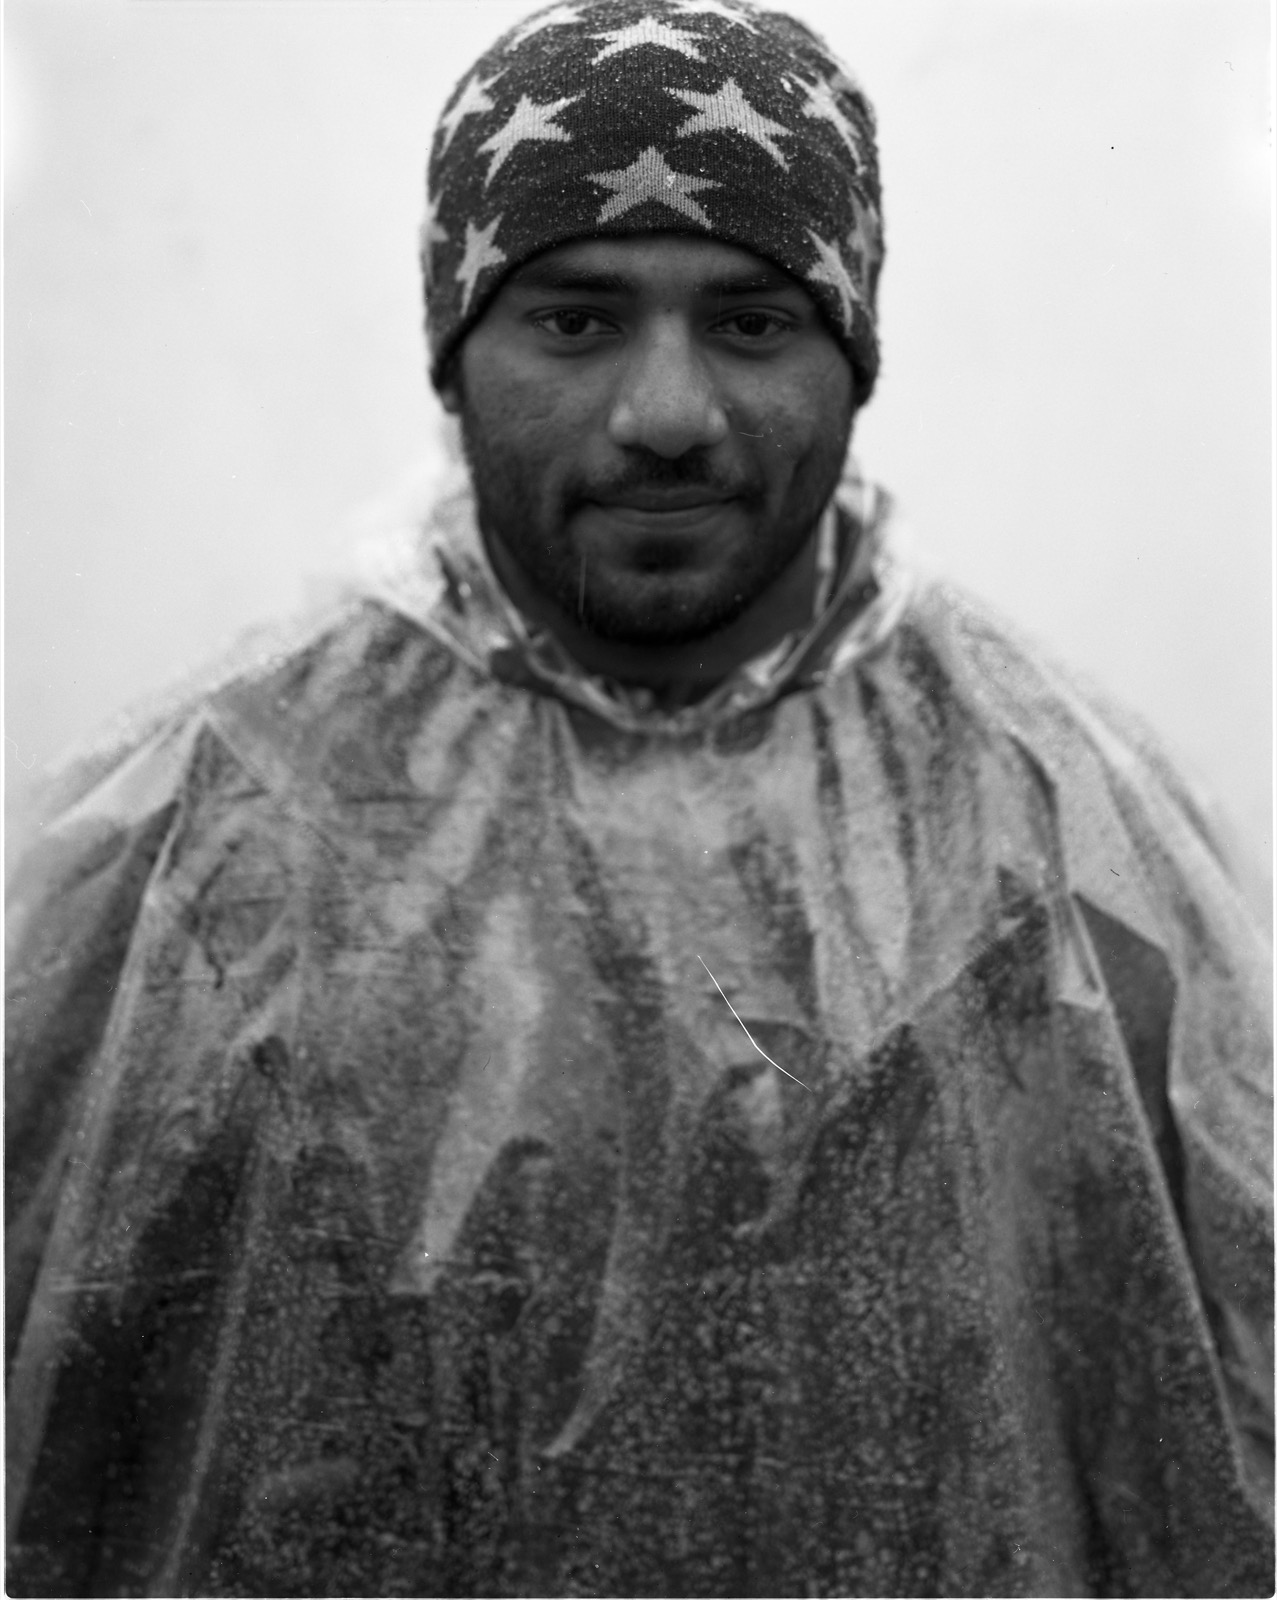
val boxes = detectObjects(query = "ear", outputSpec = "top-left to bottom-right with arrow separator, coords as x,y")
432,343 -> 465,415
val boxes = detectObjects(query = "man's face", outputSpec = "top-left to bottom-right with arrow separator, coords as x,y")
443,234 -> 855,649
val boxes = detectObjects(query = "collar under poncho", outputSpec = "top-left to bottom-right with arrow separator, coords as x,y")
5,472 -> 1273,1597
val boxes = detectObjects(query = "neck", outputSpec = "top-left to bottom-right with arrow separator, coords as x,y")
481,523 -> 825,707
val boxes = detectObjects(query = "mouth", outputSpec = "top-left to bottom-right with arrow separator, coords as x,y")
582,500 -> 740,548
582,486 -> 744,543
592,488 -> 736,515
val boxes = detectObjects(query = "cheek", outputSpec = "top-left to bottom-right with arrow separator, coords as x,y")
461,328 -> 601,449
465,363 -> 554,449
463,371 -> 605,513
736,352 -> 854,475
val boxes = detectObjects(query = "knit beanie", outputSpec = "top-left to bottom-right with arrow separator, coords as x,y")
422,0 -> 884,403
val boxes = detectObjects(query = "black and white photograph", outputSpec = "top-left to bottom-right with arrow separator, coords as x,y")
5,1 -> 1272,1594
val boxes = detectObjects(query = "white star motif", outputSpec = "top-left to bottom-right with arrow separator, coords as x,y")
845,188 -> 879,282
477,93 -> 579,185
587,146 -> 721,226
455,215 -> 507,314
670,77 -> 791,169
831,66 -> 868,100
799,74 -> 867,175
506,3 -> 583,48
590,16 -> 705,64
669,0 -> 759,30
804,229 -> 859,333
420,192 -> 450,287
436,71 -> 502,156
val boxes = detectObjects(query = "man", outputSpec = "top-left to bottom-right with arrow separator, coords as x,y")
5,1 -> 1271,1594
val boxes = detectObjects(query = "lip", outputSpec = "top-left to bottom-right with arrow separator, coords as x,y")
583,500 -> 738,540
592,489 -> 734,513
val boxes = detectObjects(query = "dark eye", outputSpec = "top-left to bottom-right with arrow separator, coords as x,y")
534,309 -> 611,338
717,311 -> 789,340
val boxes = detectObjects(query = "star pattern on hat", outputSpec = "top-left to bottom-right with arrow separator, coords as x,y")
799,74 -> 867,175
804,228 -> 858,332
437,70 -> 502,156
426,0 -> 884,397
845,187 -> 879,281
588,146 -> 721,225
670,0 -> 759,30
591,15 -> 705,63
478,93 -> 579,184
507,3 -> 584,48
456,215 -> 507,313
830,66 -> 868,101
670,77 -> 791,169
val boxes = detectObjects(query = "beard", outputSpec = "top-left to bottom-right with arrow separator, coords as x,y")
457,403 -> 852,649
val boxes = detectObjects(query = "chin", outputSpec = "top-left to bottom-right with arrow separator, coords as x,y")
572,569 -> 755,647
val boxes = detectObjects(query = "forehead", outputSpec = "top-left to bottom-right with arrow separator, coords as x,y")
506,234 -> 810,299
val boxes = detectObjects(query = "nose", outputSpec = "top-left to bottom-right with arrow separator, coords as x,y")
607,318 -> 730,458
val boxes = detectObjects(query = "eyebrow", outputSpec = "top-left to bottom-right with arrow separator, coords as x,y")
511,264 -> 631,294
703,270 -> 797,296
508,262 -> 802,297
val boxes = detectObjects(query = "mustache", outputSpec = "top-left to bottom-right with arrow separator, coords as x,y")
569,449 -> 762,504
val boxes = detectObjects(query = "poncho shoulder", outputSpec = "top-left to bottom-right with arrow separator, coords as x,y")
6,545 -> 1273,1597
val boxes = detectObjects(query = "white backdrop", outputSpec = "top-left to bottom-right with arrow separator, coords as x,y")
5,0 -> 1271,878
